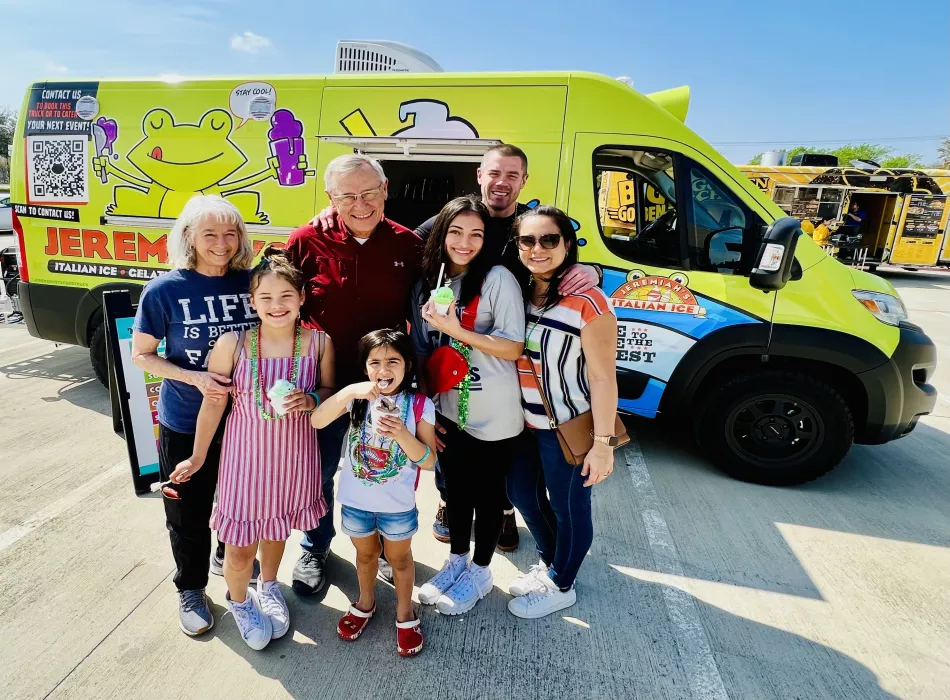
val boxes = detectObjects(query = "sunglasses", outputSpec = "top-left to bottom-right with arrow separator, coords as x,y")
515,233 -> 562,251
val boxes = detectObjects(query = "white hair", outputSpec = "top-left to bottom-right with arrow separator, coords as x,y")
167,195 -> 254,270
323,153 -> 386,191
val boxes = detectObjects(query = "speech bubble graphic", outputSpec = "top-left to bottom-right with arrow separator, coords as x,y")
229,81 -> 276,128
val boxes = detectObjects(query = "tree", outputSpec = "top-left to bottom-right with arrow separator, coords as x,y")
938,138 -> 950,169
0,107 -> 16,158
749,143 -> 924,168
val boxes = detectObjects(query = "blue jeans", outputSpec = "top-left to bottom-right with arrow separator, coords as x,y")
506,429 -> 593,590
301,414 -> 349,554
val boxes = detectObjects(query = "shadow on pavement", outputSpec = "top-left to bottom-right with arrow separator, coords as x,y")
0,346 -> 110,416
211,561 -> 898,700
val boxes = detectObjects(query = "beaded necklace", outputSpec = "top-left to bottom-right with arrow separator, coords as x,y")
251,322 -> 302,421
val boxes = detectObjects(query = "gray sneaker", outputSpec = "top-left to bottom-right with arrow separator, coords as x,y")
258,580 -> 290,639
178,589 -> 214,637
377,557 -> 394,584
292,551 -> 328,596
210,552 -> 260,584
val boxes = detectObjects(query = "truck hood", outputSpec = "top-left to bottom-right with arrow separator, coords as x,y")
850,268 -> 900,298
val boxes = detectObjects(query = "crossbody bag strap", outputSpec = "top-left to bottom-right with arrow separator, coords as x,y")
232,330 -> 246,366
526,352 -> 558,430
459,294 -> 480,332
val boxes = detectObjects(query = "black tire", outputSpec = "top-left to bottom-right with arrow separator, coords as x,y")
90,321 -> 109,387
695,370 -> 854,486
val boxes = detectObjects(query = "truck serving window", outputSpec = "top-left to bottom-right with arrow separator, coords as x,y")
593,148 -> 683,269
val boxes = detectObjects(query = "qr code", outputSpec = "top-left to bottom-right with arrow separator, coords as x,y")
26,135 -> 89,204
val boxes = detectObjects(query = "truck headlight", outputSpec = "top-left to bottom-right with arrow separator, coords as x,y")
852,290 -> 908,326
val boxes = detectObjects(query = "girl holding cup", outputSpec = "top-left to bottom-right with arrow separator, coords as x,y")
169,244 -> 335,650
410,195 -> 526,615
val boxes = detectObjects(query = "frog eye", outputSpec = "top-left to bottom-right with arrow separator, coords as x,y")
626,269 -> 645,281
143,108 -> 174,133
670,273 -> 689,285
199,109 -> 233,133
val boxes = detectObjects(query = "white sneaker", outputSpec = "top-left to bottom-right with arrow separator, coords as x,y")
507,574 -> 576,619
418,555 -> 469,605
377,557 -> 394,584
257,580 -> 290,639
509,560 -> 549,597
227,588 -> 273,650
436,563 -> 493,615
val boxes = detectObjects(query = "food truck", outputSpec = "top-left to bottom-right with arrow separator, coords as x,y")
8,57 -> 937,487
737,163 -> 950,271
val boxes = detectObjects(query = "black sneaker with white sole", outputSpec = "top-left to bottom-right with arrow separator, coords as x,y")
210,551 -> 260,584
292,551 -> 328,596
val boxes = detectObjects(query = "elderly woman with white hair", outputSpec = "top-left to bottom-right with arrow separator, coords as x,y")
132,194 -> 259,637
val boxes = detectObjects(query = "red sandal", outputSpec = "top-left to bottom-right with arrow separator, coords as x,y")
396,617 -> 424,657
337,603 -> 375,641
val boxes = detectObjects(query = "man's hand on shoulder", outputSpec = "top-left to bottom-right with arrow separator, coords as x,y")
309,206 -> 336,231
558,264 -> 601,296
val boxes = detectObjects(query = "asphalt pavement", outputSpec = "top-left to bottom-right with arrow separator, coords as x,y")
0,269 -> 947,700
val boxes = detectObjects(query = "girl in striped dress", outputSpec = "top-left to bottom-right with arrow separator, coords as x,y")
169,245 -> 335,650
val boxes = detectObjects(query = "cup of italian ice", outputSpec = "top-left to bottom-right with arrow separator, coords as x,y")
371,395 -> 401,436
267,378 -> 296,415
430,286 -> 455,316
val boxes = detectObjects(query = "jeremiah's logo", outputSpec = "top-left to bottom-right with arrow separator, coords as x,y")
393,261 -> 404,267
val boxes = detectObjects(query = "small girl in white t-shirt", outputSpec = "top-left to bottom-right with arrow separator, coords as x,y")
311,328 -> 437,657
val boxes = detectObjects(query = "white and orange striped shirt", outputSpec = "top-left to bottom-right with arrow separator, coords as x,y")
517,288 -> 613,429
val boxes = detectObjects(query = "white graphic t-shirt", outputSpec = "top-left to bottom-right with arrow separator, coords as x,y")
336,392 -> 436,514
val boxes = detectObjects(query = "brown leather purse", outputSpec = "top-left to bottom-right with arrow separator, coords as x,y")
526,358 -> 629,466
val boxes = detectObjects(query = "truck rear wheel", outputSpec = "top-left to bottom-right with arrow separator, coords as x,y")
90,322 -> 109,388
695,370 -> 854,485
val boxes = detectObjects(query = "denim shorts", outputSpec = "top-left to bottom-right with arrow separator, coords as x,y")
340,505 -> 419,542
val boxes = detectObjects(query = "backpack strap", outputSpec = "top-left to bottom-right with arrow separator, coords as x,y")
232,330 -> 246,367
412,392 -> 426,423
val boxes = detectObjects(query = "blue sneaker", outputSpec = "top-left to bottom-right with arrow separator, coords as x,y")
178,589 -> 214,636
432,504 -> 450,543
226,588 -> 272,650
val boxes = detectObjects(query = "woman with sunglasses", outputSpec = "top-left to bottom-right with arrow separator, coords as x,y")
409,195 -> 526,615
505,205 -> 620,619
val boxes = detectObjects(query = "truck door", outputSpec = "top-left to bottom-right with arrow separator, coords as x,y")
568,134 -> 775,418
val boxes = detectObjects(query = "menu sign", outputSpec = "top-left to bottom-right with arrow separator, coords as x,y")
903,195 -> 945,239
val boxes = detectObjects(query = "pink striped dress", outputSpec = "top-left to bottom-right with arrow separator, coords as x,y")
211,330 -> 327,547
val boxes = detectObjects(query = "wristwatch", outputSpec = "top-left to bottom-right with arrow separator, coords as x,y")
591,433 -> 620,447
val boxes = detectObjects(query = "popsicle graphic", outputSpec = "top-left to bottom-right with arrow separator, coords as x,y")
91,117 -> 118,184
267,109 -> 308,186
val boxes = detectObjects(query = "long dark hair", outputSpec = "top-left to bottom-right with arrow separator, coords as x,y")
350,329 -> 416,430
511,205 -> 578,311
420,195 -> 492,307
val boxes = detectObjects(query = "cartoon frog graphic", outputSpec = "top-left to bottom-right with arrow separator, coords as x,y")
92,108 -> 308,223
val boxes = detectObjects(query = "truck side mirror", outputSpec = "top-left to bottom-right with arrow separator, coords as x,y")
749,217 -> 802,292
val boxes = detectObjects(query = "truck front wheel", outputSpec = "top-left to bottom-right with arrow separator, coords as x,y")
90,322 -> 109,387
695,370 -> 854,485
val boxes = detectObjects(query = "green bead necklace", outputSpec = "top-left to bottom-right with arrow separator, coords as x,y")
450,338 -> 472,430
251,322 -> 302,420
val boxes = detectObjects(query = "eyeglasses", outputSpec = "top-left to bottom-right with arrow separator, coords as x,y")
515,233 -> 562,251
330,187 -> 383,206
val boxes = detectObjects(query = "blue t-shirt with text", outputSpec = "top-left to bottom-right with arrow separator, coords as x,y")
133,268 -> 257,433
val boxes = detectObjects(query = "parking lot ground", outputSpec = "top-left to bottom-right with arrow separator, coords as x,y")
0,269 -> 948,700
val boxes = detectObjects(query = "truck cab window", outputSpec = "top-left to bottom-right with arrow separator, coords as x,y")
594,148 -> 683,269
687,165 -> 761,275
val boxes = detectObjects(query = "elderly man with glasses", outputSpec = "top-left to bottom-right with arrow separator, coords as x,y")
284,153 -> 424,596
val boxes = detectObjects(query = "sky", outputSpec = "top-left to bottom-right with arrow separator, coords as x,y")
2,0 -> 948,164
